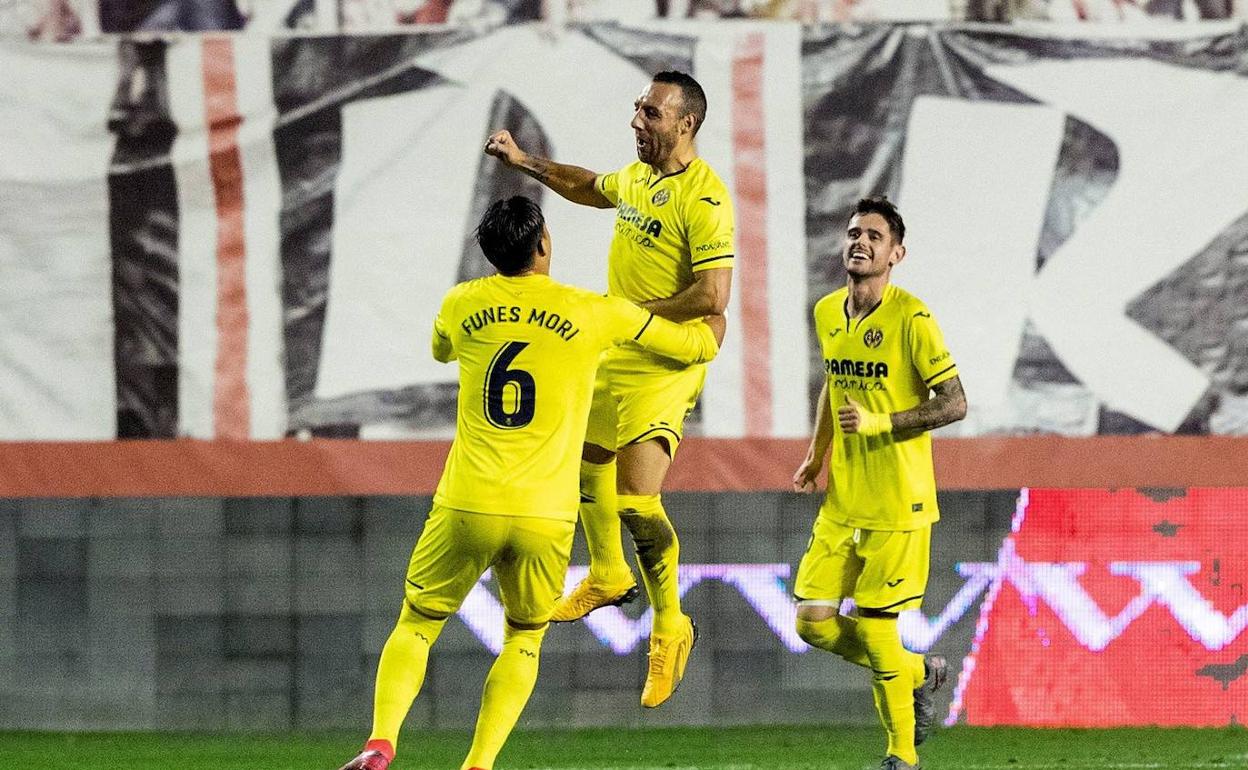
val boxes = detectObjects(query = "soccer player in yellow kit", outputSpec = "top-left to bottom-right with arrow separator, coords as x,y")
484,71 -> 733,707
792,198 -> 967,770
336,196 -> 723,770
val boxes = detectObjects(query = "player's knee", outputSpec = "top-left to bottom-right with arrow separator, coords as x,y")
402,598 -> 450,622
502,619 -> 549,653
795,616 -> 830,648
504,617 -> 548,633
795,614 -> 847,652
582,443 -> 616,464
397,600 -> 450,646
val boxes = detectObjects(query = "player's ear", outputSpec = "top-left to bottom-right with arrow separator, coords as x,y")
890,244 -> 906,267
537,225 -> 550,257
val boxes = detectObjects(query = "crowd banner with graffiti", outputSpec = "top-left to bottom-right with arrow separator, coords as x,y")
1,21 -> 1246,493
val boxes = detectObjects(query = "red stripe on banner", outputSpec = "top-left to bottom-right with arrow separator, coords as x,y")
0,436 -> 1246,497
203,36 -> 251,439
733,32 -> 772,435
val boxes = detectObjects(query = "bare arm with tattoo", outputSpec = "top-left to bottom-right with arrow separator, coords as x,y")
484,129 -> 612,209
839,376 -> 967,435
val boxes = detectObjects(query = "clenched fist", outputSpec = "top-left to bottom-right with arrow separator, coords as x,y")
484,129 -> 525,166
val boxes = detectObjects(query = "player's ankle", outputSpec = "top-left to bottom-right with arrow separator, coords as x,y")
587,568 -> 633,586
364,738 -> 395,761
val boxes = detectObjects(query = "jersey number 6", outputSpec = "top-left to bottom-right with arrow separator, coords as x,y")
483,341 -> 536,429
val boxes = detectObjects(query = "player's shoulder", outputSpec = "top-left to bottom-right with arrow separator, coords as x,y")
612,159 -> 649,183
682,157 -> 730,197
441,276 -> 486,304
886,284 -> 934,318
813,287 -> 848,316
542,277 -> 609,310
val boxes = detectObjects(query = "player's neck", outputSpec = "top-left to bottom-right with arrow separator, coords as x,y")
845,276 -> 888,317
650,146 -> 696,176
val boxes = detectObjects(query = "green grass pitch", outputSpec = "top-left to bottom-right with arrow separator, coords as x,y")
3,725 -> 1245,769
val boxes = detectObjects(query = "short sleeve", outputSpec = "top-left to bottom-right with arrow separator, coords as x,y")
597,294 -> 717,365
909,305 -> 958,388
598,294 -> 652,346
596,168 -> 621,207
686,183 -> 735,272
431,289 -> 457,363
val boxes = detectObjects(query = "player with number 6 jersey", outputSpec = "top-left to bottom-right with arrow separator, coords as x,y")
336,196 -> 722,770
430,242 -> 721,522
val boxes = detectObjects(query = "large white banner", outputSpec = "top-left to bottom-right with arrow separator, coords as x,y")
0,22 -> 1245,442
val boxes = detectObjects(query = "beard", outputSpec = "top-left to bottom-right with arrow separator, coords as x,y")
636,131 -> 676,166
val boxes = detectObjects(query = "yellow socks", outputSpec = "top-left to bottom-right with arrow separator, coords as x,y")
857,615 -> 919,765
369,604 -> 448,751
618,494 -> 683,635
795,614 -> 870,668
461,624 -> 548,770
580,460 -> 633,585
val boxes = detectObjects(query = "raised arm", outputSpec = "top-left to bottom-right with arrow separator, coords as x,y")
641,267 -> 732,322
484,130 -> 613,209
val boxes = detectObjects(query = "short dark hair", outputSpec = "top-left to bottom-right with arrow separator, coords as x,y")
475,196 -> 544,275
653,70 -> 707,135
852,196 -> 905,243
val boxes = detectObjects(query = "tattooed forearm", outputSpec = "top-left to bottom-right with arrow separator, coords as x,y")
889,376 -> 967,433
517,156 -> 609,208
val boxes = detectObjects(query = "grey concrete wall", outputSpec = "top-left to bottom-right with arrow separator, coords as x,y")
0,491 -> 1019,731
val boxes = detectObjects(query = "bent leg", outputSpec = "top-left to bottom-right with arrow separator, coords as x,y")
794,602 -> 869,668
579,447 -> 632,585
617,439 -> 682,634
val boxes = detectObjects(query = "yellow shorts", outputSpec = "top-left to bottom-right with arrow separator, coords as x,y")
583,355 -> 707,457
403,504 -> 576,626
793,517 -> 931,613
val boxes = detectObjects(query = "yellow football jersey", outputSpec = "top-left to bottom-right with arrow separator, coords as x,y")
596,158 -> 734,368
430,273 -> 718,520
814,283 -> 959,531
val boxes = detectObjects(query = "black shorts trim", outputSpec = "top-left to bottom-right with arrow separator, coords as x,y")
624,425 -> 682,455
860,593 -> 925,613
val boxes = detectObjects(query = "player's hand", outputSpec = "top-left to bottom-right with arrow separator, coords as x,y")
838,397 -> 891,436
484,129 -> 524,166
703,313 -> 726,347
792,458 -> 820,493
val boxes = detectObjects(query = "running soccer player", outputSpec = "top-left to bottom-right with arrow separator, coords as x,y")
791,197 -> 967,770
484,70 -> 733,708
336,196 -> 724,770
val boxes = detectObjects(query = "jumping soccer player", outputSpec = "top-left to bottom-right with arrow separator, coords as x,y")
336,196 -> 723,770
484,70 -> 734,708
791,197 -> 967,770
